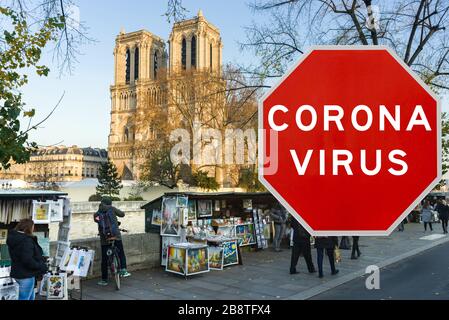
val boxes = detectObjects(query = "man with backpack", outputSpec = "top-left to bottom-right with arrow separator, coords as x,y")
94,197 -> 131,286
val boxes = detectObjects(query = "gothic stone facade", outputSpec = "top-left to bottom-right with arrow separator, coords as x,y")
108,11 -> 223,181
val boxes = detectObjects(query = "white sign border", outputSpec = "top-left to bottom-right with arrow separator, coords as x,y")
258,45 -> 442,237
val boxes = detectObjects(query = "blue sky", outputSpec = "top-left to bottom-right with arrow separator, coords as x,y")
21,0 -> 448,149
23,0 -> 255,148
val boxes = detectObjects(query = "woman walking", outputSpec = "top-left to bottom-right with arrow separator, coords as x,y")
421,200 -> 434,232
6,219 -> 48,300
315,236 -> 339,278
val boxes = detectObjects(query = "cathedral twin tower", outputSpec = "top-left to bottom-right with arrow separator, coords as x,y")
108,10 -> 223,180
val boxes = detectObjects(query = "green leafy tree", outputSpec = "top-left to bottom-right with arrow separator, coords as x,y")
238,167 -> 266,192
0,6 -> 64,169
1,1 -> 91,171
192,170 -> 219,191
96,158 -> 123,198
141,144 -> 180,189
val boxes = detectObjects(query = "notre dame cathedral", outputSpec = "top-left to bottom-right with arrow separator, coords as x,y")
108,10 -> 225,182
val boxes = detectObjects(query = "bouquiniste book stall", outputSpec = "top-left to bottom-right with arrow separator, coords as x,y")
0,189 -> 94,300
142,192 -> 279,277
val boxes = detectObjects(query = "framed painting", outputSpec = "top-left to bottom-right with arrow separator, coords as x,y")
187,199 -> 197,221
186,246 -> 209,275
161,236 -> 180,266
32,201 -> 50,224
243,199 -> 253,210
49,199 -> 64,222
208,246 -> 224,270
161,197 -> 180,237
235,224 -> 256,247
197,200 -> 213,218
166,245 -> 187,276
151,209 -> 162,226
176,196 -> 188,208
223,240 -> 239,267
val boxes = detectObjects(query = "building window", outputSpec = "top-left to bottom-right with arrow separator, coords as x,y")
210,43 -> 213,71
124,127 -> 131,142
134,47 -> 139,80
181,38 -> 186,70
191,35 -> 197,69
126,49 -> 131,83
154,51 -> 158,79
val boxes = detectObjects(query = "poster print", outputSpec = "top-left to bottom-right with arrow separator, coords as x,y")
166,246 -> 186,275
187,247 -> 209,275
187,200 -> 197,221
0,229 -> 7,245
176,196 -> 188,208
151,209 -> 162,226
180,208 -> 189,227
39,274 -> 49,296
32,201 -> 50,224
161,236 -> 180,266
66,248 -> 80,272
0,279 -> 19,300
223,240 -> 239,266
208,246 -> 224,270
73,250 -> 93,277
197,200 -> 213,218
47,274 -> 67,300
161,197 -> 180,237
214,200 -> 221,212
35,232 -> 50,257
59,248 -> 73,271
50,199 -> 64,222
243,199 -> 253,210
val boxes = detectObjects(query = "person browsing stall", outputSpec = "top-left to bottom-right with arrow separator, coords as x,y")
7,219 -> 48,300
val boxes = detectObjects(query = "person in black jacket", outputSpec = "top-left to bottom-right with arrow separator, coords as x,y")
289,217 -> 316,274
315,236 -> 339,278
6,219 -> 47,300
436,199 -> 449,234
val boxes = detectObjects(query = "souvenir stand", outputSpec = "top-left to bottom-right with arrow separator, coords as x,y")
142,191 -> 279,276
0,189 -> 68,300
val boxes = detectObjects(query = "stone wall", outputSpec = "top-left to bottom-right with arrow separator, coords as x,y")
49,201 -> 147,241
51,232 -> 161,279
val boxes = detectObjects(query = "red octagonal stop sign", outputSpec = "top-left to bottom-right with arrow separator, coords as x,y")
259,46 -> 441,236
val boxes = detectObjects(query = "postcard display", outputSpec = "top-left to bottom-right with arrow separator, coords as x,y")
0,265 -> 19,300
166,243 -> 210,277
252,209 -> 269,249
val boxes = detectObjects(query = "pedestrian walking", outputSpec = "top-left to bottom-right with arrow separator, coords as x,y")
270,204 -> 287,252
6,219 -> 47,300
421,200 -> 434,232
351,236 -> 361,259
315,236 -> 339,278
289,217 -> 316,274
435,199 -> 449,234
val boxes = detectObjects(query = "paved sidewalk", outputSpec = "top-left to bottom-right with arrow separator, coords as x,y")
82,223 -> 449,300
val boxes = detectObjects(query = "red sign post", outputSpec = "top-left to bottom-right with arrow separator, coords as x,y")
259,46 -> 441,236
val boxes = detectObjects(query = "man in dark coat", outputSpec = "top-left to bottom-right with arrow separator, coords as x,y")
94,197 -> 131,286
290,217 -> 316,274
436,199 -> 449,234
315,236 -> 339,278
